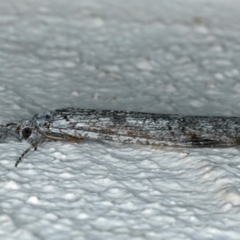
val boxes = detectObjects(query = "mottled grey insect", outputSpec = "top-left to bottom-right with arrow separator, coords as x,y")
1,108 -> 240,167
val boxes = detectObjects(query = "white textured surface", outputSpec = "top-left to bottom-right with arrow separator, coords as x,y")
1,0 -> 240,239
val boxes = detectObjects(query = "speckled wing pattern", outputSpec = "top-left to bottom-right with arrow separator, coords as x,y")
2,107 -> 240,167
39,108 -> 240,148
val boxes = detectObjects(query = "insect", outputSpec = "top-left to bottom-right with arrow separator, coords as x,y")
0,107 -> 240,167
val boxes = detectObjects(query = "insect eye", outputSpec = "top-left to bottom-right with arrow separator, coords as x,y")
45,114 -> 51,120
22,128 -> 32,138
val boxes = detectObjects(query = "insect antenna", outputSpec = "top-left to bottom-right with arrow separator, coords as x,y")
15,145 -> 33,167
15,130 -> 46,167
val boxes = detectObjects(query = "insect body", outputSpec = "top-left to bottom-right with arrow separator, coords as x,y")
1,108 -> 240,167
